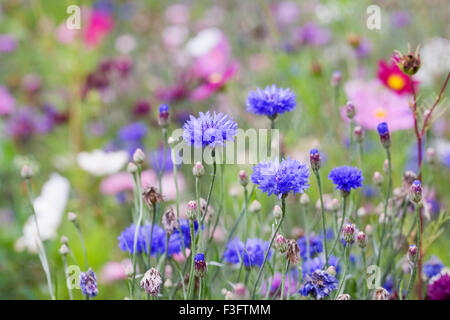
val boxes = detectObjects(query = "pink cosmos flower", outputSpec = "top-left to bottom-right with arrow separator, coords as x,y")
341,79 -> 414,131
377,57 -> 418,95
55,23 -> 78,44
100,169 -> 185,200
83,9 -> 114,47
0,86 -> 15,116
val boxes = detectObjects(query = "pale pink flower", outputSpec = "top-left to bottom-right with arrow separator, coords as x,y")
341,79 -> 414,131
100,259 -> 131,284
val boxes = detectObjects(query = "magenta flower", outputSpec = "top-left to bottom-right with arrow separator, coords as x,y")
0,86 -> 15,116
341,80 -> 414,131
83,9 -> 114,47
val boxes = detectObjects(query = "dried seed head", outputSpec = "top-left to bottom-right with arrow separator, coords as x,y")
162,207 -> 178,235
373,287 -> 390,300
393,45 -> 421,75
286,239 -> 300,264
142,186 -> 163,208
140,268 -> 162,297
337,293 -> 351,300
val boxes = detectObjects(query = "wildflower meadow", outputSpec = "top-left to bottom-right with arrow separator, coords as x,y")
1,0 -> 450,305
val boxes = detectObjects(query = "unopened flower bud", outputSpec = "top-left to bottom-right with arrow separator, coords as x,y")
383,159 -> 389,173
60,236 -> 69,244
426,147 -> 436,165
225,291 -> 234,300
140,268 -> 162,297
357,231 -> 368,248
21,165 -> 33,180
239,170 -> 249,187
408,244 -> 418,262
343,223 -> 355,244
331,70 -> 342,87
309,148 -> 321,172
249,200 -> 261,214
346,101 -> 356,119
158,104 -> 170,127
186,200 -> 198,220
273,205 -> 282,219
194,253 -> 207,278
167,136 -> 176,147
346,32 -> 360,48
354,126 -> 363,143
330,198 -> 340,212
274,233 -> 287,253
59,244 -> 69,256
300,193 -> 310,205
67,212 -> 77,222
234,283 -> 248,299
373,171 -> 384,187
326,266 -> 336,277
337,293 -> 351,300
373,287 -> 390,300
192,162 -> 205,178
126,162 -> 137,174
377,122 -> 391,149
133,148 -> 145,164
410,180 -> 422,203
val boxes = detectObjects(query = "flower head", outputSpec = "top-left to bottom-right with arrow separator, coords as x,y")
394,45 -> 421,75
194,253 -> 207,277
378,57 -> 418,94
142,186 -> 163,207
309,149 -> 321,172
251,157 -> 310,198
140,268 -> 162,297
299,269 -> 338,300
377,122 -> 391,148
424,256 -> 444,279
246,85 -> 296,118
223,238 -> 272,268
427,272 -> 450,300
182,111 -> 237,148
162,208 -> 178,235
328,166 -> 364,194
297,235 -> 323,259
410,180 -> 422,203
286,239 -> 300,264
79,268 -> 98,298
158,104 -> 170,127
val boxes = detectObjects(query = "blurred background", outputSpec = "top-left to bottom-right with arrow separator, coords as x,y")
0,0 -> 449,299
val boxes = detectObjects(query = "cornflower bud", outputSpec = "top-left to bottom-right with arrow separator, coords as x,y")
343,223 -> 355,244
249,200 -> 261,214
377,122 -> 391,149
192,162 -> 205,178
60,236 -> 69,244
353,126 -> 364,143
408,244 -> 418,262
309,148 -> 321,172
21,165 -> 33,180
59,244 -> 69,256
239,170 -> 249,187
194,253 -> 207,278
126,162 -> 138,174
274,233 -> 287,254
300,193 -> 310,206
373,171 -> 384,187
356,231 -> 368,248
410,180 -> 422,203
79,268 -> 98,298
426,147 -> 436,165
337,294 -> 351,300
273,205 -> 282,220
133,148 -> 145,164
346,101 -> 356,119
331,70 -> 342,87
186,200 -> 198,220
158,104 -> 170,127
67,212 -> 77,222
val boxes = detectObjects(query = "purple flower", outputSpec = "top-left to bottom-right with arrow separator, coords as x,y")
150,146 -> 173,174
182,111 -> 238,148
246,85 -> 296,118
6,108 -> 37,140
390,11 -> 411,28
299,269 -> 338,300
427,273 -> 450,300
223,238 -> 272,268
0,86 -> 15,116
79,268 -> 98,298
354,38 -> 372,58
261,270 -> 299,298
117,223 -> 165,256
251,157 -> 310,198
424,256 -> 444,279
118,122 -> 148,142
0,34 -> 17,53
301,255 -> 341,278
297,235 -> 323,259
328,166 -> 364,193
294,23 -> 331,47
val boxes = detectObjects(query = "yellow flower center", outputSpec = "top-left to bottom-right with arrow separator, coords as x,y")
208,73 -> 222,84
374,108 -> 387,119
387,74 -> 405,90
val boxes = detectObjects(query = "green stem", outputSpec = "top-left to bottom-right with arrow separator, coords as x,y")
335,245 -> 350,298
187,219 -> 197,299
62,255 -> 73,300
171,148 -> 180,220
201,156 -> 217,226
74,222 -> 88,270
315,172 -> 328,267
377,149 -> 392,266
158,128 -> 168,193
327,195 -> 348,262
280,260 -> 290,300
406,205 -> 422,299
362,249 -> 367,299
251,196 -> 286,299
131,166 -> 144,299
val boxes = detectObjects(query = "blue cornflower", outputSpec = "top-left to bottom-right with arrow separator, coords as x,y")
301,255 -> 340,278
328,166 -> 364,193
297,235 -> 323,259
223,238 -> 272,268
182,111 -> 238,148
251,157 -> 310,198
118,122 -> 148,142
377,122 -> 389,135
166,219 -> 199,256
383,275 -> 394,294
117,223 -> 165,256
194,253 -> 207,277
299,269 -> 338,300
377,122 -> 391,148
79,268 -> 98,298
150,146 -> 173,174
423,256 -> 444,279
223,238 -> 245,264
246,85 -> 296,118
243,238 -> 272,268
